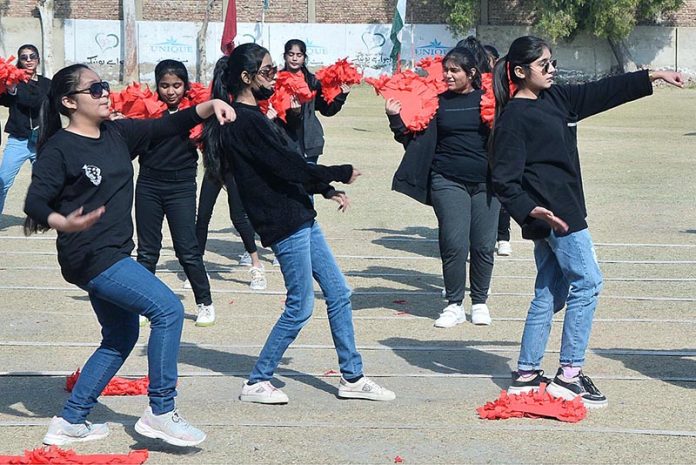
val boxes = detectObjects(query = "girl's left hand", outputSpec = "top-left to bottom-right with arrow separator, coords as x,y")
330,191 -> 351,212
109,111 -> 125,121
210,99 -> 236,124
651,70 -> 685,88
266,105 -> 278,120
340,83 -> 352,94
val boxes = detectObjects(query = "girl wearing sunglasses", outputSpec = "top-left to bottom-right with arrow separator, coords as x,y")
134,59 -> 217,327
204,44 -> 395,404
491,35 -> 684,407
276,39 -> 351,165
23,64 -> 235,447
0,44 -> 50,215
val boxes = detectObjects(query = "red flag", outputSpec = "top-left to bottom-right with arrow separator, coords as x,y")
221,0 -> 237,55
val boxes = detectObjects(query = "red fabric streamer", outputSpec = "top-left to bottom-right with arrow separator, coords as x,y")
0,446 -> 148,464
268,71 -> 317,123
394,456 -> 404,464
479,72 -> 496,128
66,368 -> 149,396
220,0 -> 237,55
0,56 -> 30,96
477,384 -> 587,423
506,62 -> 519,97
416,55 -> 447,94
366,71 -> 439,132
315,58 -> 363,105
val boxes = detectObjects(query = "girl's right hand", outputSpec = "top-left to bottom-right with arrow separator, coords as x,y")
530,206 -> 568,234
347,169 -> 362,184
385,98 -> 401,116
266,105 -> 278,120
48,206 -> 106,233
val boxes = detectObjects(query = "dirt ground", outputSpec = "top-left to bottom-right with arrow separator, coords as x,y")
0,84 -> 695,464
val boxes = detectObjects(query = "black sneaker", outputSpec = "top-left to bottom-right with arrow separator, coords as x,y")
507,370 -> 552,394
547,368 -> 608,409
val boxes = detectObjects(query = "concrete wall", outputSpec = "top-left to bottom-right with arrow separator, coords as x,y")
478,25 -> 696,78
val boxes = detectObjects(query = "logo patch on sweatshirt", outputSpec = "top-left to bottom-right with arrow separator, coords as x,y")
82,164 -> 102,186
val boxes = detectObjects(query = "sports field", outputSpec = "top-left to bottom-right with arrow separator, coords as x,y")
0,84 -> 695,464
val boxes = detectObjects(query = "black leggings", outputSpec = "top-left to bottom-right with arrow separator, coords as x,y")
497,207 -> 511,242
196,172 -> 258,256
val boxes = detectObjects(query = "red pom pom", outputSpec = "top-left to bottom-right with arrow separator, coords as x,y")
416,55 -> 448,94
476,384 -> 587,423
109,82 -> 165,119
0,446 -> 149,464
315,58 -> 363,104
269,71 -> 317,123
479,72 -> 496,128
66,368 -> 150,396
0,56 -> 31,95
366,70 -> 439,132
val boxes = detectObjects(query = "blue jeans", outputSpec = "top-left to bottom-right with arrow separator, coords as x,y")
518,229 -> 604,371
0,136 -> 36,214
249,220 -> 363,383
61,257 -> 184,424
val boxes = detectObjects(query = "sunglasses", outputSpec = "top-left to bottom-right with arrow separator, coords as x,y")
68,81 -> 111,99
257,65 -> 278,80
20,53 -> 38,61
537,59 -> 557,74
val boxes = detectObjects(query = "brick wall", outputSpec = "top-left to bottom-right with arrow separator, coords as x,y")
1,0 -> 695,26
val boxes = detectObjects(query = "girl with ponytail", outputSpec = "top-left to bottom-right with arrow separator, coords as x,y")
387,43 -> 499,329
203,43 -> 395,405
24,64 -> 234,447
491,35 -> 684,407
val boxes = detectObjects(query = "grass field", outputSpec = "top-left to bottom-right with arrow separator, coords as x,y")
0,84 -> 695,464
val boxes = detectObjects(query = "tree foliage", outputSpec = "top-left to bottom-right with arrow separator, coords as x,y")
441,0 -> 479,36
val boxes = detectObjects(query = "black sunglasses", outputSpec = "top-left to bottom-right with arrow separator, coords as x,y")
539,59 -> 557,74
19,53 -> 38,61
257,65 -> 278,80
69,81 -> 110,99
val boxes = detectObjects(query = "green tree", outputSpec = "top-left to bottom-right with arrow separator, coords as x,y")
441,0 -> 479,36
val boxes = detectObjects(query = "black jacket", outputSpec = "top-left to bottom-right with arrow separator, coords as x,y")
0,76 -> 51,140
491,70 -> 653,240
278,69 -> 348,159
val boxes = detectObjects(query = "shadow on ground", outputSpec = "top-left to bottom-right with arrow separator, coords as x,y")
598,348 -> 696,389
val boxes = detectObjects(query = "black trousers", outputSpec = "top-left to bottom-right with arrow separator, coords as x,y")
196,172 -> 258,256
135,173 -> 212,306
498,208 -> 511,241
430,172 -> 500,305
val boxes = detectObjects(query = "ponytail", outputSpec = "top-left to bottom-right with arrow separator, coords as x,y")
24,64 -> 90,236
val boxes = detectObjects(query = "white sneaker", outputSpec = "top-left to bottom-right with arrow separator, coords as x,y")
338,376 -> 396,401
441,288 -> 447,299
497,241 -> 512,256
183,273 -> 211,290
434,303 -> 466,328
195,303 -> 216,327
239,380 -> 289,404
249,266 -> 267,290
43,416 -> 110,446
272,255 -> 280,266
135,407 -> 206,447
239,252 -> 252,266
471,303 -> 492,325
139,315 -> 148,327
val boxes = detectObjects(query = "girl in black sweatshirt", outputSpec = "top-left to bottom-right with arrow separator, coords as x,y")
491,35 -> 683,407
0,44 -> 51,214
23,64 -> 234,447
203,43 -> 395,404
134,60 -> 215,327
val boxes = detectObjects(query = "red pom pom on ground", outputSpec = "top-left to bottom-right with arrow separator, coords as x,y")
0,56 -> 31,96
269,71 -> 317,123
366,70 -> 439,132
66,368 -> 149,396
315,58 -> 363,104
0,446 -> 148,464
477,384 -> 587,423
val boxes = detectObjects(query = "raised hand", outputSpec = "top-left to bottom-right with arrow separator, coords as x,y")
650,70 -> 686,88
346,168 -> 362,185
385,98 -> 402,116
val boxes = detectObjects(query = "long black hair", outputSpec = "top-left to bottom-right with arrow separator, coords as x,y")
442,47 -> 482,90
202,43 -> 269,184
455,36 -> 492,74
283,39 -> 315,87
24,64 -> 90,235
154,59 -> 190,101
16,44 -> 40,70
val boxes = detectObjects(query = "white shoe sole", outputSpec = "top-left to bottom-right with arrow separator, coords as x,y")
195,319 -> 215,327
338,390 -> 396,401
134,419 -> 206,447
434,317 -> 465,328
249,283 -> 267,290
506,385 -> 540,395
43,429 -> 109,446
546,383 -> 609,409
239,394 -> 289,404
471,316 -> 492,326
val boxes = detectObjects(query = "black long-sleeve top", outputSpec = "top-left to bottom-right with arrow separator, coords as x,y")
0,76 -> 51,139
491,70 -> 653,239
278,70 -> 347,158
138,110 -> 199,173
222,102 -> 353,247
24,107 -> 203,285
